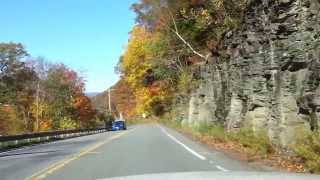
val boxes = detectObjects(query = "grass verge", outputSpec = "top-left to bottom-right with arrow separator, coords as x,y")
293,131 -> 320,173
130,116 -> 319,174
157,118 -> 310,173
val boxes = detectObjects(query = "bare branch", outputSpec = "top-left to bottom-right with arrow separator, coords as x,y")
167,11 -> 208,60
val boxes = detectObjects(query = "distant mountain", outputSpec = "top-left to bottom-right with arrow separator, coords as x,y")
86,92 -> 100,97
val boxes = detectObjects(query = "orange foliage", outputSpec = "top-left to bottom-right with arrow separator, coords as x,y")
149,80 -> 169,96
73,94 -> 96,123
39,120 -> 52,131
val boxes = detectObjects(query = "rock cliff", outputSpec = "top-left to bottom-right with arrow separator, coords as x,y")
181,0 -> 320,147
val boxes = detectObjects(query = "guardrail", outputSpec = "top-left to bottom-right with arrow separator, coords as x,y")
0,128 -> 107,150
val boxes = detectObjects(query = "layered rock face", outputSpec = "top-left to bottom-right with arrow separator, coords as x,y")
182,0 -> 320,147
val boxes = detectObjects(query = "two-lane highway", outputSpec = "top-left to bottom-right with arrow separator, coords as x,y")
0,124 -> 258,180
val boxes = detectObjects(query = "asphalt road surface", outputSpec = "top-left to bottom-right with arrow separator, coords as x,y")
0,124 -> 261,180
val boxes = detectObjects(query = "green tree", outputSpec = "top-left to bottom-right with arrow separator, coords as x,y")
43,65 -> 77,129
0,43 -> 38,132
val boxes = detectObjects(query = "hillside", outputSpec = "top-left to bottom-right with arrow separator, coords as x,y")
85,92 -> 100,97
112,0 -> 320,173
91,79 -> 136,119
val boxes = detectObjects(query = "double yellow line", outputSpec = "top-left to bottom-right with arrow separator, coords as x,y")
25,130 -> 133,180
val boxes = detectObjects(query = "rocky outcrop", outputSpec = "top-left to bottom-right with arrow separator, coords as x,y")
181,0 -> 320,148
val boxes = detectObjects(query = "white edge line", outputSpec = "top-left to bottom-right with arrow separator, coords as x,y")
216,165 -> 229,172
159,126 -> 206,161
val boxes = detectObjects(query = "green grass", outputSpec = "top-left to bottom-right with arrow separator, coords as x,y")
294,131 -> 320,173
193,123 -> 228,143
229,129 -> 274,156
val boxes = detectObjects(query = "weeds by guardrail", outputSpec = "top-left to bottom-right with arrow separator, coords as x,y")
0,128 -> 107,151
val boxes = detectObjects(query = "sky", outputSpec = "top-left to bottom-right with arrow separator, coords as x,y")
0,0 -> 137,92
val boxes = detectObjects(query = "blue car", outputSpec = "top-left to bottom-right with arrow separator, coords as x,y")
112,121 -> 126,131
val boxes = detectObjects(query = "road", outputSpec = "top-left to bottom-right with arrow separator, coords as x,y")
0,124 -> 260,180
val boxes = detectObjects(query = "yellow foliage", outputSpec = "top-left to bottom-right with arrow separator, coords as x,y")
0,106 -> 25,135
120,25 -> 172,116
122,26 -> 153,89
60,117 -> 77,130
30,100 -> 52,131
134,87 -> 152,114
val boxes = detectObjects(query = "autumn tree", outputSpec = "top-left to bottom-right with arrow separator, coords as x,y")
132,0 -> 247,59
0,43 -> 34,104
0,43 -> 99,134
116,0 -> 248,118
73,93 -> 97,128
117,26 -> 173,116
40,64 -> 97,129
0,43 -> 39,133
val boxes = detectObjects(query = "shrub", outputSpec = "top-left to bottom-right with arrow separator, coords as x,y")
177,70 -> 192,92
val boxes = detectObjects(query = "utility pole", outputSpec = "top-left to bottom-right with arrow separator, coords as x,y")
108,88 -> 111,113
36,82 -> 40,132
119,112 -> 124,121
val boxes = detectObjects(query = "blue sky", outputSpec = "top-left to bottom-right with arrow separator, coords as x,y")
0,0 -> 137,92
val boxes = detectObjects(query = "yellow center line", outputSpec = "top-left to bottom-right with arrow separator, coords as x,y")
86,151 -> 100,154
25,129 -> 134,180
